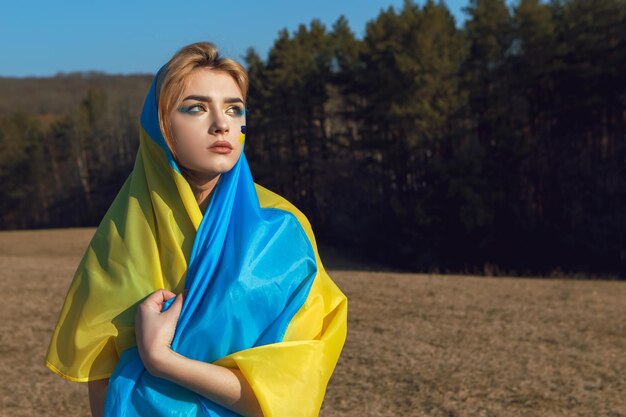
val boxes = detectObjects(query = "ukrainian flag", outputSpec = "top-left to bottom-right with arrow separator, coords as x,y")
45,68 -> 348,416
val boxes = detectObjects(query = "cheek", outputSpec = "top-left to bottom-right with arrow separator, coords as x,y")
238,123 -> 246,144
171,118 -> 204,153
235,120 -> 246,145
230,139 -> 244,160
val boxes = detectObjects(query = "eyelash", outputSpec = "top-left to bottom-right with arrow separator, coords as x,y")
180,104 -> 205,114
179,104 -> 244,117
227,105 -> 244,117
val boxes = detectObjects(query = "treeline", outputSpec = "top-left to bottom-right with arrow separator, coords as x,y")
1,0 -> 625,277
244,0 -> 626,276
0,73 -> 152,228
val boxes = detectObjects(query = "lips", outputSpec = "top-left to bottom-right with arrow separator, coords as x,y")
209,140 -> 233,149
208,140 -> 233,154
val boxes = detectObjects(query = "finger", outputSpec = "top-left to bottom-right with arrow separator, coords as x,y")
143,289 -> 176,311
164,292 -> 184,318
159,289 -> 177,300
147,289 -> 176,302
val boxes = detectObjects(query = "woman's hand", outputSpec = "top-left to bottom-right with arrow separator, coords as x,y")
135,289 -> 184,377
134,288 -> 263,417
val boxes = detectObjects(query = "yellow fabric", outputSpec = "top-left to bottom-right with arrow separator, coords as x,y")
46,128 -> 347,416
216,185 -> 348,417
46,128 -> 197,381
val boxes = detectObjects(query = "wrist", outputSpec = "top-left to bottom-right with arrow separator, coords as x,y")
143,346 -> 175,378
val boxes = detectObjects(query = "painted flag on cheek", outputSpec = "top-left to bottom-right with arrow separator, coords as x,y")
240,125 -> 246,144
45,67 -> 348,417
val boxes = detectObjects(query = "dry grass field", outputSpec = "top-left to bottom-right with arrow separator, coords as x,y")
0,228 -> 624,417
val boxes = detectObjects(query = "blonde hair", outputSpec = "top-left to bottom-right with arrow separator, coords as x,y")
156,42 -> 249,159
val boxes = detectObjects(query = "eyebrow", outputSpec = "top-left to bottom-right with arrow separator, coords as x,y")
182,95 -> 244,104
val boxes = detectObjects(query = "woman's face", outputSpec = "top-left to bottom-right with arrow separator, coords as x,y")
168,67 -> 245,181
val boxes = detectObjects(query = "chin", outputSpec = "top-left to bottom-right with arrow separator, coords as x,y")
206,162 -> 237,176
184,155 -> 240,179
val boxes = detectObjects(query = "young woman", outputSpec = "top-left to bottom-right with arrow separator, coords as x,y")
45,42 -> 347,417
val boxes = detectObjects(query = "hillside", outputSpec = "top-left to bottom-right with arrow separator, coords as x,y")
0,73 -> 152,116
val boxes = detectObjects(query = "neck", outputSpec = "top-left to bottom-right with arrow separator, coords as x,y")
185,173 -> 220,214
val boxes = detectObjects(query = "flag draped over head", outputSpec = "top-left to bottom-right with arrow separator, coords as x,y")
45,67 -> 348,417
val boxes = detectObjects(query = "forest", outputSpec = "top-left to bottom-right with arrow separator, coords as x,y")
1,0 -> 625,277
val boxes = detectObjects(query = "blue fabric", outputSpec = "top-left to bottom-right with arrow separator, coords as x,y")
103,72 -> 317,417
139,66 -> 181,173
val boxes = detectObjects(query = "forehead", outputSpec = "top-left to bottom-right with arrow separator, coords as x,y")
183,68 -> 242,98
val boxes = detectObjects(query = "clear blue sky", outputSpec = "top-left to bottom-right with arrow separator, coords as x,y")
1,0 -> 474,77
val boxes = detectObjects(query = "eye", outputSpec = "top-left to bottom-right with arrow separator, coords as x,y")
226,105 -> 244,117
178,103 -> 205,114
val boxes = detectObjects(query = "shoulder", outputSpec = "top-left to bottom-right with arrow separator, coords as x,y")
254,183 -> 309,225
254,183 -> 316,246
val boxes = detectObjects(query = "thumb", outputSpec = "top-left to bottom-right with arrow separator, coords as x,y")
164,292 -> 184,319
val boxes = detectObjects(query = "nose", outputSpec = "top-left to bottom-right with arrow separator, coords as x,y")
209,113 -> 229,136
